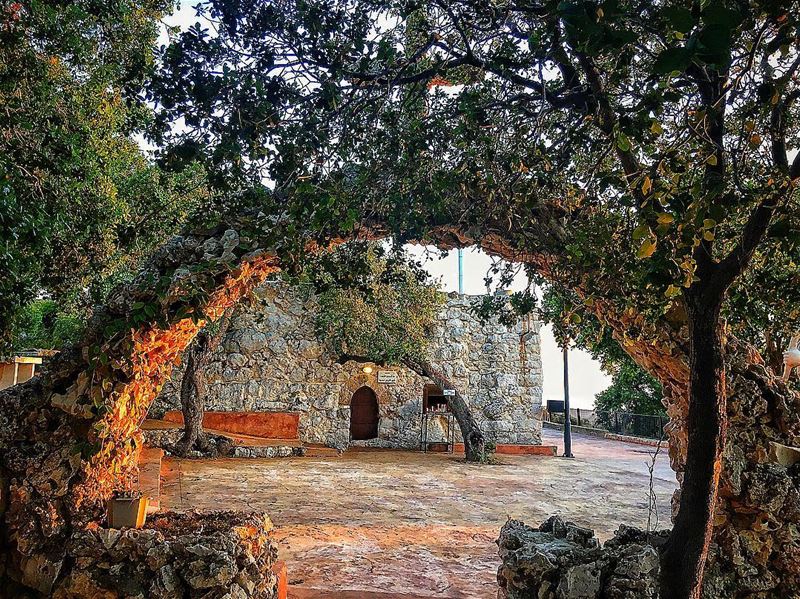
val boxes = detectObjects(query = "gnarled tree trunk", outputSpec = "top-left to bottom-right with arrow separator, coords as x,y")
176,310 -> 233,457
595,295 -> 800,598
476,230 -> 799,596
405,358 -> 486,462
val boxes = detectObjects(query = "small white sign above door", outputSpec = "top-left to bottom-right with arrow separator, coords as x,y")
443,389 -> 456,396
377,370 -> 399,384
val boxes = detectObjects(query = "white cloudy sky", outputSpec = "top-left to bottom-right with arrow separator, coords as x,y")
157,6 -> 611,409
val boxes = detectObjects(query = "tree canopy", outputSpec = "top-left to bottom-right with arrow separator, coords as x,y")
0,0 -> 213,351
148,2 -> 800,595
9,300 -> 83,352
301,242 -> 445,365
147,0 -> 800,393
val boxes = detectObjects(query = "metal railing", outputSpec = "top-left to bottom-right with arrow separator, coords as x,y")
593,411 -> 667,440
549,409 -> 667,440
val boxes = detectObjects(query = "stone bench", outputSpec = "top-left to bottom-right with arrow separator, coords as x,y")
162,410 -> 300,440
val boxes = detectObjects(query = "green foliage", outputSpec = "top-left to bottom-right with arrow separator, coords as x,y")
305,243 -> 445,365
540,285 -> 664,415
149,1 -> 800,349
0,0 -> 220,350
594,359 -> 665,416
725,235 -> 800,372
11,300 -> 83,351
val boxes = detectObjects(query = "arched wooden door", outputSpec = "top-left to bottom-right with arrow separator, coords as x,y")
350,386 -> 379,440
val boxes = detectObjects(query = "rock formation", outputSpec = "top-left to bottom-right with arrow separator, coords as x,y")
53,511 -> 278,599
497,516 -> 667,599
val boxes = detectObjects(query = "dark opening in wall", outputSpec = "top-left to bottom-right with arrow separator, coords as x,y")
350,386 -> 379,440
423,383 -> 449,413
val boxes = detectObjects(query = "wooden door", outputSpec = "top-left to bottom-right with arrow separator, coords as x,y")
350,386 -> 379,440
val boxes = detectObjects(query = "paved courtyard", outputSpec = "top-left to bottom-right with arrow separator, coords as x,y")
161,429 -> 677,598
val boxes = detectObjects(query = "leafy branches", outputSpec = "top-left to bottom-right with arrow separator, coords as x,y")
0,0 -> 216,351
540,284 -> 664,415
303,242 -> 445,365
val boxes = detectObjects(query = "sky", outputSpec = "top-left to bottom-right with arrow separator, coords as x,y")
157,5 -> 611,409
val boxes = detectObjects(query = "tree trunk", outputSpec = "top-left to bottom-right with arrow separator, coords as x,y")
660,295 -> 727,599
176,342 -> 205,456
405,358 -> 486,462
176,311 -> 232,457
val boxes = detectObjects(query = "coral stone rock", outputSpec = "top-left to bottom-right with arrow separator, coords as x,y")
497,517 -> 666,599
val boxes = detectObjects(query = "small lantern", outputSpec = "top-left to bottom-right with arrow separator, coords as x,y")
107,470 -> 148,529
362,365 -> 373,374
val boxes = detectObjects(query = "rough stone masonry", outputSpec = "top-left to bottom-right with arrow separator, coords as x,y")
151,283 -> 543,450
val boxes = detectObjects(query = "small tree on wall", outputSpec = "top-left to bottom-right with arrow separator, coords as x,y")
308,242 -> 442,365
303,241 -> 487,461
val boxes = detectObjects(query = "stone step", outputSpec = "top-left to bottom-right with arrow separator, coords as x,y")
453,442 -> 558,456
231,444 -> 307,458
137,447 -> 163,514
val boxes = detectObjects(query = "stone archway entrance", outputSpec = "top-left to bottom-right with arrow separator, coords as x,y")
350,386 -> 379,440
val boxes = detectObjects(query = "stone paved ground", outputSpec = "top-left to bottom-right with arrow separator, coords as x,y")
160,429 -> 677,598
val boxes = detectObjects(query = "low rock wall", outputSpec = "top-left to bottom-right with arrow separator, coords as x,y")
497,516 -> 667,599
52,511 -> 279,599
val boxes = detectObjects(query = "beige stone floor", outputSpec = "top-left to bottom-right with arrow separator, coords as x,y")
161,429 -> 677,598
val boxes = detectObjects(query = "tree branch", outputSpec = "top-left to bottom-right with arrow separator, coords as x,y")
572,50 -> 644,201
715,192 -> 782,292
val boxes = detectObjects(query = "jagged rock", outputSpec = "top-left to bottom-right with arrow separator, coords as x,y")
604,544 -> 660,599
497,517 -> 665,599
52,511 -> 277,599
150,564 -> 184,598
558,562 -> 602,598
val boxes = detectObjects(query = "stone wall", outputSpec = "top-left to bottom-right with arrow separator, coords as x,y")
52,511 -> 279,598
152,283 -> 543,449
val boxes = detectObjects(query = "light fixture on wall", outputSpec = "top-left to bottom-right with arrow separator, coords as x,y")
362,365 -> 373,374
